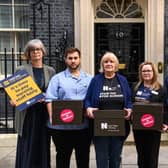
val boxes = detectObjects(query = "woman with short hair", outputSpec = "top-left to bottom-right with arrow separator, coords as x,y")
84,52 -> 132,168
13,39 -> 55,168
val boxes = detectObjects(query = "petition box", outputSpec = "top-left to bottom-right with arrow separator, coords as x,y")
94,110 -> 125,136
52,100 -> 83,125
132,102 -> 163,131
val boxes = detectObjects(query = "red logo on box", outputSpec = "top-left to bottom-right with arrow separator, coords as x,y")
140,114 -> 155,128
60,109 -> 75,123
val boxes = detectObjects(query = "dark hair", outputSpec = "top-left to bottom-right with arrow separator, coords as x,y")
64,47 -> 81,58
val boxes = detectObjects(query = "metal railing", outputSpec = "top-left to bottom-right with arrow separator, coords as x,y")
0,48 -> 66,133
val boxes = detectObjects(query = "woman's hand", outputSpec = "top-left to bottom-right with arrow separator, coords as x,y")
10,100 -> 16,107
86,107 -> 98,119
38,93 -> 45,103
162,124 -> 168,132
124,108 -> 132,120
37,98 -> 45,103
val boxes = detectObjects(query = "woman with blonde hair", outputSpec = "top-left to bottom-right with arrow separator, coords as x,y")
84,52 -> 132,168
132,61 -> 168,168
134,62 -> 161,92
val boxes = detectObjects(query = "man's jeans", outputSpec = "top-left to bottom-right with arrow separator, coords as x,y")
94,136 -> 124,168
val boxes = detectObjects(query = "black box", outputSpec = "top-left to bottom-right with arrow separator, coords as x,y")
52,100 -> 83,125
132,102 -> 163,130
94,110 -> 125,136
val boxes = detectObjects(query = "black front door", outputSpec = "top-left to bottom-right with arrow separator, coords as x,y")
95,23 -> 144,85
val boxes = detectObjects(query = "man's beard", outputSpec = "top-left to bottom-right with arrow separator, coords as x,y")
68,64 -> 80,71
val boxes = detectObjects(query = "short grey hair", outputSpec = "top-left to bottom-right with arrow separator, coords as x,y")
99,52 -> 119,73
24,39 -> 47,59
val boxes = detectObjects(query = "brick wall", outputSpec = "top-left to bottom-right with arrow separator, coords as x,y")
29,0 -> 74,70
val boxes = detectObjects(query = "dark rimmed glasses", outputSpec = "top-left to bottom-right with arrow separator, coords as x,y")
141,70 -> 153,73
30,48 -> 42,52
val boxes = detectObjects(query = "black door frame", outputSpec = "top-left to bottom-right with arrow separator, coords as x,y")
94,22 -> 145,85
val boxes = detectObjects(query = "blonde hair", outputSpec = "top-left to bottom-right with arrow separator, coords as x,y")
99,52 -> 119,73
135,61 -> 161,90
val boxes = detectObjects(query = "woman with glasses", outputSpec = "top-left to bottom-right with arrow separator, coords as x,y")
12,39 -> 55,168
132,61 -> 168,168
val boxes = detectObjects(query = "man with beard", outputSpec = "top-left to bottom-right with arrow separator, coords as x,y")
45,47 -> 92,168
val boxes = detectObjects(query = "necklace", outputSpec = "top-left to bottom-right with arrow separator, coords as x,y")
104,73 -> 115,79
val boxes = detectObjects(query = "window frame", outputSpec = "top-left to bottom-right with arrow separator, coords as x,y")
0,0 -> 30,78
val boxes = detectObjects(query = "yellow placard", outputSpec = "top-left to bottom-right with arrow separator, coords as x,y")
5,76 -> 41,106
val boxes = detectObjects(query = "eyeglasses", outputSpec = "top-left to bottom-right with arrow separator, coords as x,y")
30,48 -> 42,52
141,70 -> 153,73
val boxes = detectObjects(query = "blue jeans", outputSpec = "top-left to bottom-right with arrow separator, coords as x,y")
93,136 -> 124,168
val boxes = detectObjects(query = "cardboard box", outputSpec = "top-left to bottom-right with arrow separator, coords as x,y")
94,110 -> 125,136
132,102 -> 163,130
52,100 -> 83,125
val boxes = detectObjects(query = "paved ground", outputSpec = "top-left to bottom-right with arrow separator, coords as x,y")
0,134 -> 168,168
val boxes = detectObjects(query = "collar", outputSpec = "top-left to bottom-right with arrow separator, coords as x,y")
64,68 -> 86,79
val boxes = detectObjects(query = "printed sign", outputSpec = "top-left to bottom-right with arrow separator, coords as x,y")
0,69 -> 44,111
140,113 -> 155,128
60,109 -> 75,123
94,110 -> 125,136
132,103 -> 163,130
52,100 -> 83,125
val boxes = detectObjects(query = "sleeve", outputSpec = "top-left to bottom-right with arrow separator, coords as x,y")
84,78 -> 95,109
163,85 -> 168,124
164,76 -> 168,91
15,65 -> 25,73
49,66 -> 56,78
124,77 -> 133,109
164,77 -> 168,105
45,75 -> 59,102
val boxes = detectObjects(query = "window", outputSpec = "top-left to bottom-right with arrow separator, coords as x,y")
95,0 -> 144,19
0,0 -> 30,78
